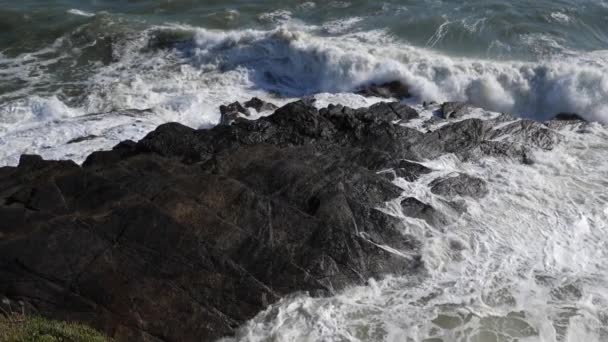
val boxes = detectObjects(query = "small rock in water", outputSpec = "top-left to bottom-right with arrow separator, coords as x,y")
67,135 -> 99,144
219,101 -> 251,125
356,80 -> 410,99
243,97 -> 278,112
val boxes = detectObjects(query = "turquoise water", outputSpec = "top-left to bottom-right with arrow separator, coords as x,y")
3,0 -> 608,58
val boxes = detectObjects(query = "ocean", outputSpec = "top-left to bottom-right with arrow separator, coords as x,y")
1,1 -> 608,341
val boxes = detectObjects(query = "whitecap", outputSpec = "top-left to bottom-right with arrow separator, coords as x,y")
257,10 -> 293,24
550,11 -> 572,23
3,24 -> 608,167
322,17 -> 363,35
66,9 -> 95,17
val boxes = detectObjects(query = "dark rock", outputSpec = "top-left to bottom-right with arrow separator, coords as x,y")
554,113 -> 586,122
67,135 -> 99,144
364,102 -> 419,122
546,112 -> 588,130
440,102 -> 469,119
0,101 -> 427,342
356,80 -> 410,99
401,197 -> 445,226
429,173 -> 489,199
0,98 -> 562,342
301,96 -> 317,107
394,160 -> 432,182
487,120 -> 559,151
243,97 -> 278,112
410,117 -> 559,163
18,154 -> 43,168
410,119 -> 490,160
454,118 -> 558,164
220,101 -> 251,125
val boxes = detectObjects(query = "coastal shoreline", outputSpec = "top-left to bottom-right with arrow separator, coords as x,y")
0,96 -> 588,341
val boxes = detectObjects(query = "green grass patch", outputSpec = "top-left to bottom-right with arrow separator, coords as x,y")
0,313 -> 111,342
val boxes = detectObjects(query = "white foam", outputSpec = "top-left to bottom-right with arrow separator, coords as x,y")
67,9 -> 95,17
2,24 -> 608,167
177,25 -> 608,122
257,10 -> 293,24
0,110 -> 160,166
322,17 -> 363,34
550,12 -> 572,24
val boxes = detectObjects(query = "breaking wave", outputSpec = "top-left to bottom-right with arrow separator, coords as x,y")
1,22 -> 608,165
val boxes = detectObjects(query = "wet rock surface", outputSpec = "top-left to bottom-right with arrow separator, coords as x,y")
0,99 -> 565,341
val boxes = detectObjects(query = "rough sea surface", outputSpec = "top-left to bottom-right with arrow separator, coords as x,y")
1,1 -> 608,341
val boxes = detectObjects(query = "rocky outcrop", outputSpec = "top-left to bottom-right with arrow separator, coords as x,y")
219,102 -> 250,125
0,99 -> 564,341
243,97 -> 278,112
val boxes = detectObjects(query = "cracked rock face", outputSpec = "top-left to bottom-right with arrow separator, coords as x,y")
0,100 -> 564,341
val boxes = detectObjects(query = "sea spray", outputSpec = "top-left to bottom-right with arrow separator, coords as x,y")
2,23 -> 608,166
